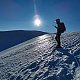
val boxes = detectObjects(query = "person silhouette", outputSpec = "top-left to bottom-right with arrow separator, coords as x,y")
55,19 -> 66,48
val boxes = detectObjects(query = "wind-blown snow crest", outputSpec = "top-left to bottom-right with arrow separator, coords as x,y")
0,32 -> 80,80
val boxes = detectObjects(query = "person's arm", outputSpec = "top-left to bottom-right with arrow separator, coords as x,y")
54,26 -> 58,29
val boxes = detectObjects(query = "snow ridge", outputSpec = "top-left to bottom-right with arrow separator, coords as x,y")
0,32 -> 80,80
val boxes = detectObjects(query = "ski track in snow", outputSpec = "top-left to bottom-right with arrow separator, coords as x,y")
0,32 -> 80,80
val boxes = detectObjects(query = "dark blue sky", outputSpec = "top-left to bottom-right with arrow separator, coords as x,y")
0,0 -> 80,32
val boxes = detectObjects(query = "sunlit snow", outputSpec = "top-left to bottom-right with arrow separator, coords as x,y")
0,32 -> 80,80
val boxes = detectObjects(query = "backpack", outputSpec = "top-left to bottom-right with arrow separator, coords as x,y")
58,23 -> 66,33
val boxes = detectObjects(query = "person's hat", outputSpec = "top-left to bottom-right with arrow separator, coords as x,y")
55,18 -> 60,22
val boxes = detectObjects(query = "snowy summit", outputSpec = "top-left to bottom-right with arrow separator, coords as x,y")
0,32 -> 80,80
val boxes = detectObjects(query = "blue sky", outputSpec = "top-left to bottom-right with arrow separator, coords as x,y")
0,0 -> 80,32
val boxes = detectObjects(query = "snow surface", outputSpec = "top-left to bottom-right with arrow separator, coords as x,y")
0,32 -> 80,80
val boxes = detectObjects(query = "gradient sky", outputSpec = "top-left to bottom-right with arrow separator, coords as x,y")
0,0 -> 80,33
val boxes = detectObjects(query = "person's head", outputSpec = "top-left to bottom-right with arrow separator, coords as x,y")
56,19 -> 60,24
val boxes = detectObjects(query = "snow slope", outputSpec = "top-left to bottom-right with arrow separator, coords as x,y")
0,32 -> 80,80
0,30 -> 47,52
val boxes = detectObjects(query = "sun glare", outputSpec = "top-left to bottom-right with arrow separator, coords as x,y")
34,15 -> 42,27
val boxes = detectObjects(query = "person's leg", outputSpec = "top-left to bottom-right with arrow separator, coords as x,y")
57,34 -> 61,46
56,33 -> 61,48
55,34 -> 59,46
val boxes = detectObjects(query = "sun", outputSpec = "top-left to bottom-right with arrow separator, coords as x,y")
34,15 -> 42,27
34,18 -> 41,26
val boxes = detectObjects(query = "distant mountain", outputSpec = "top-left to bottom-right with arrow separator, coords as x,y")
0,30 -> 47,52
